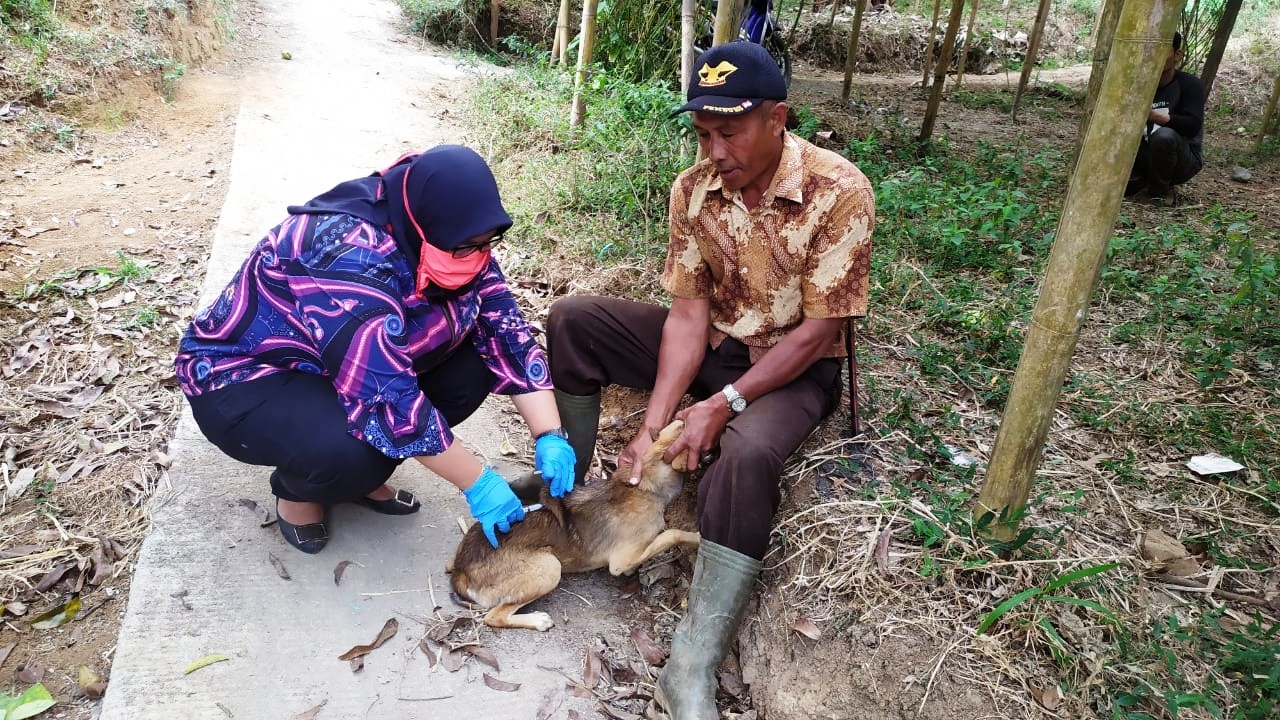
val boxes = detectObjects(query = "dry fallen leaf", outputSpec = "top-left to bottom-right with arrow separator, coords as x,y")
337,618 -> 399,661
34,563 -> 72,592
461,644 -> 500,671
598,702 -> 641,720
441,648 -> 466,672
0,642 -> 15,667
269,553 -> 291,581
16,662 -> 46,684
629,626 -> 665,666
874,527 -> 892,575
499,438 -> 518,456
333,560 -> 353,586
419,639 -> 438,668
584,646 -> 604,688
238,498 -> 272,526
78,666 -> 107,698
1140,528 -> 1188,563
290,699 -> 328,720
483,673 -> 520,692
791,617 -> 822,641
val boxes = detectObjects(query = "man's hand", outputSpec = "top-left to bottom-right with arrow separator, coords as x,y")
618,427 -> 657,487
664,396 -> 732,471
1149,108 -> 1171,126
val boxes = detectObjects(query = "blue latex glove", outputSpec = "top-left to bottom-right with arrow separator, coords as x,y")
463,467 -> 525,548
535,434 -> 577,498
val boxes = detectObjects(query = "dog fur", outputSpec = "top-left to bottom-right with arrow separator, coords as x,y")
447,420 -> 700,631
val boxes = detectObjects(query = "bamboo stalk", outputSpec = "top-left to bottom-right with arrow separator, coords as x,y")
714,0 -> 742,45
975,0 -> 1185,542
1200,0 -> 1242,96
555,0 -> 573,65
682,0 -> 697,94
1078,0 -> 1123,147
1011,0 -> 1052,121
918,0 -> 965,143
569,0 -> 600,127
921,0 -> 942,91
1255,75 -> 1280,152
841,0 -> 869,100
954,0 -> 979,90
490,0 -> 500,47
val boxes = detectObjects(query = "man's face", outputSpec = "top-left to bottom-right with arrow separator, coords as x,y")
692,102 -> 788,193
1164,45 -> 1183,73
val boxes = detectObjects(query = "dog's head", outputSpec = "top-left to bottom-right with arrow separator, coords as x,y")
614,420 -> 691,499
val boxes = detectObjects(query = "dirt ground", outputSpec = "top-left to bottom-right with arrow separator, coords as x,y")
2,1 -> 1278,718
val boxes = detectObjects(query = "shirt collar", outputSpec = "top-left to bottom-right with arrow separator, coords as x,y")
706,132 -> 805,206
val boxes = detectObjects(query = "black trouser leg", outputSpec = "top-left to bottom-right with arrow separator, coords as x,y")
186,345 -> 492,503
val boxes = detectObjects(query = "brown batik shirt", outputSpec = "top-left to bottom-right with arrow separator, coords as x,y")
661,132 -> 875,362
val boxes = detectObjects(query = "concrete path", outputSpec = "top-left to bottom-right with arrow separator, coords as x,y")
99,2 -> 637,717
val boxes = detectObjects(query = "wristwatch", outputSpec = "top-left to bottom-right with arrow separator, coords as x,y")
535,427 -> 569,441
721,384 -> 748,414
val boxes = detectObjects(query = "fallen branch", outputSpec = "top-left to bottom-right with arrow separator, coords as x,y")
1156,574 -> 1277,612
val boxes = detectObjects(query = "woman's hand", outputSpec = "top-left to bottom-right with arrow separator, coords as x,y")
534,434 -> 577,497
463,467 -> 525,547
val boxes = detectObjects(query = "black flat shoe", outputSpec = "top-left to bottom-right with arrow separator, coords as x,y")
275,501 -> 329,554
358,488 -> 420,515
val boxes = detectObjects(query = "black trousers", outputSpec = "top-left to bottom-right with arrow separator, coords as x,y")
547,296 -> 841,560
186,344 -> 491,503
1131,126 -> 1202,196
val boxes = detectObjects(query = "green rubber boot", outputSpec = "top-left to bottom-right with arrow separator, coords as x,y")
554,389 -> 600,484
655,540 -> 761,720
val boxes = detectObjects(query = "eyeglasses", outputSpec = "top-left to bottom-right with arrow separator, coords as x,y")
451,235 -> 503,258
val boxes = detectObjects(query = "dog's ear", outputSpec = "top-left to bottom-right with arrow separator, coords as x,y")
670,449 -> 693,473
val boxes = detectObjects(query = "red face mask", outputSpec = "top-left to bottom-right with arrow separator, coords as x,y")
415,241 -> 490,292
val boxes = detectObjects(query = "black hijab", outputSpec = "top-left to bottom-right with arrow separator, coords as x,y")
287,145 -> 513,269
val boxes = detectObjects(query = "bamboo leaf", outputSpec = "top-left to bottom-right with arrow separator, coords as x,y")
2,683 -> 57,720
1040,595 -> 1120,624
1041,562 -> 1119,593
182,654 -> 230,675
30,597 -> 82,630
975,587 -> 1042,636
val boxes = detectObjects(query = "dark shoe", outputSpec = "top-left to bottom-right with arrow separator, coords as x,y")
357,488 -> 421,515
1124,177 -> 1147,198
275,501 -> 329,554
555,389 -> 601,484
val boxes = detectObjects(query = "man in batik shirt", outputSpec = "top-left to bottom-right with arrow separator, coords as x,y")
544,42 -> 875,719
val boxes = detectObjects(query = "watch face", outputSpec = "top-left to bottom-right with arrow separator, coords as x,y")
730,396 -> 747,413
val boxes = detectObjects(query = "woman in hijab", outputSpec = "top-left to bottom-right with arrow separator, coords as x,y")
174,145 -> 575,554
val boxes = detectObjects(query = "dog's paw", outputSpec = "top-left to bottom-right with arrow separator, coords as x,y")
517,611 -> 555,632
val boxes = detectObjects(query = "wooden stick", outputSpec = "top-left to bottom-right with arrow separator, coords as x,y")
1157,574 -> 1276,610
954,0 -> 979,90
841,0 -> 869,100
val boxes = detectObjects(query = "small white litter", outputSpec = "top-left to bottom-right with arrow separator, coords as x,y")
1186,453 -> 1245,475
943,444 -> 980,467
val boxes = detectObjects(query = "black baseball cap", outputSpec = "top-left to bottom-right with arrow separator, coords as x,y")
673,41 -> 787,116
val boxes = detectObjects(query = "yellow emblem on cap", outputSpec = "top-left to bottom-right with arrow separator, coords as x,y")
698,60 -> 739,87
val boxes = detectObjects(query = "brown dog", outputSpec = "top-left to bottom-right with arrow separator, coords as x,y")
447,420 -> 700,631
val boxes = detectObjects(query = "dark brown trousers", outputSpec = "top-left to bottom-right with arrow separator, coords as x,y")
547,296 -> 841,560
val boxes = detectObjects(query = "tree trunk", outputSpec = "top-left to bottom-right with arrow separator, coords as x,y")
918,0 -> 965,143
682,0 -> 697,94
1011,0 -> 1052,120
921,0 -> 942,91
1199,0 -> 1242,97
975,0 -> 1185,542
490,0 -> 500,47
555,0 -> 573,65
1256,75 -> 1280,152
954,0 -> 980,90
842,0 -> 869,100
569,0 -> 599,127
715,0 -> 743,45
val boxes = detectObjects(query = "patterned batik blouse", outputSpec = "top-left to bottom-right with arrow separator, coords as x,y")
662,132 -> 875,362
175,213 -> 551,459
